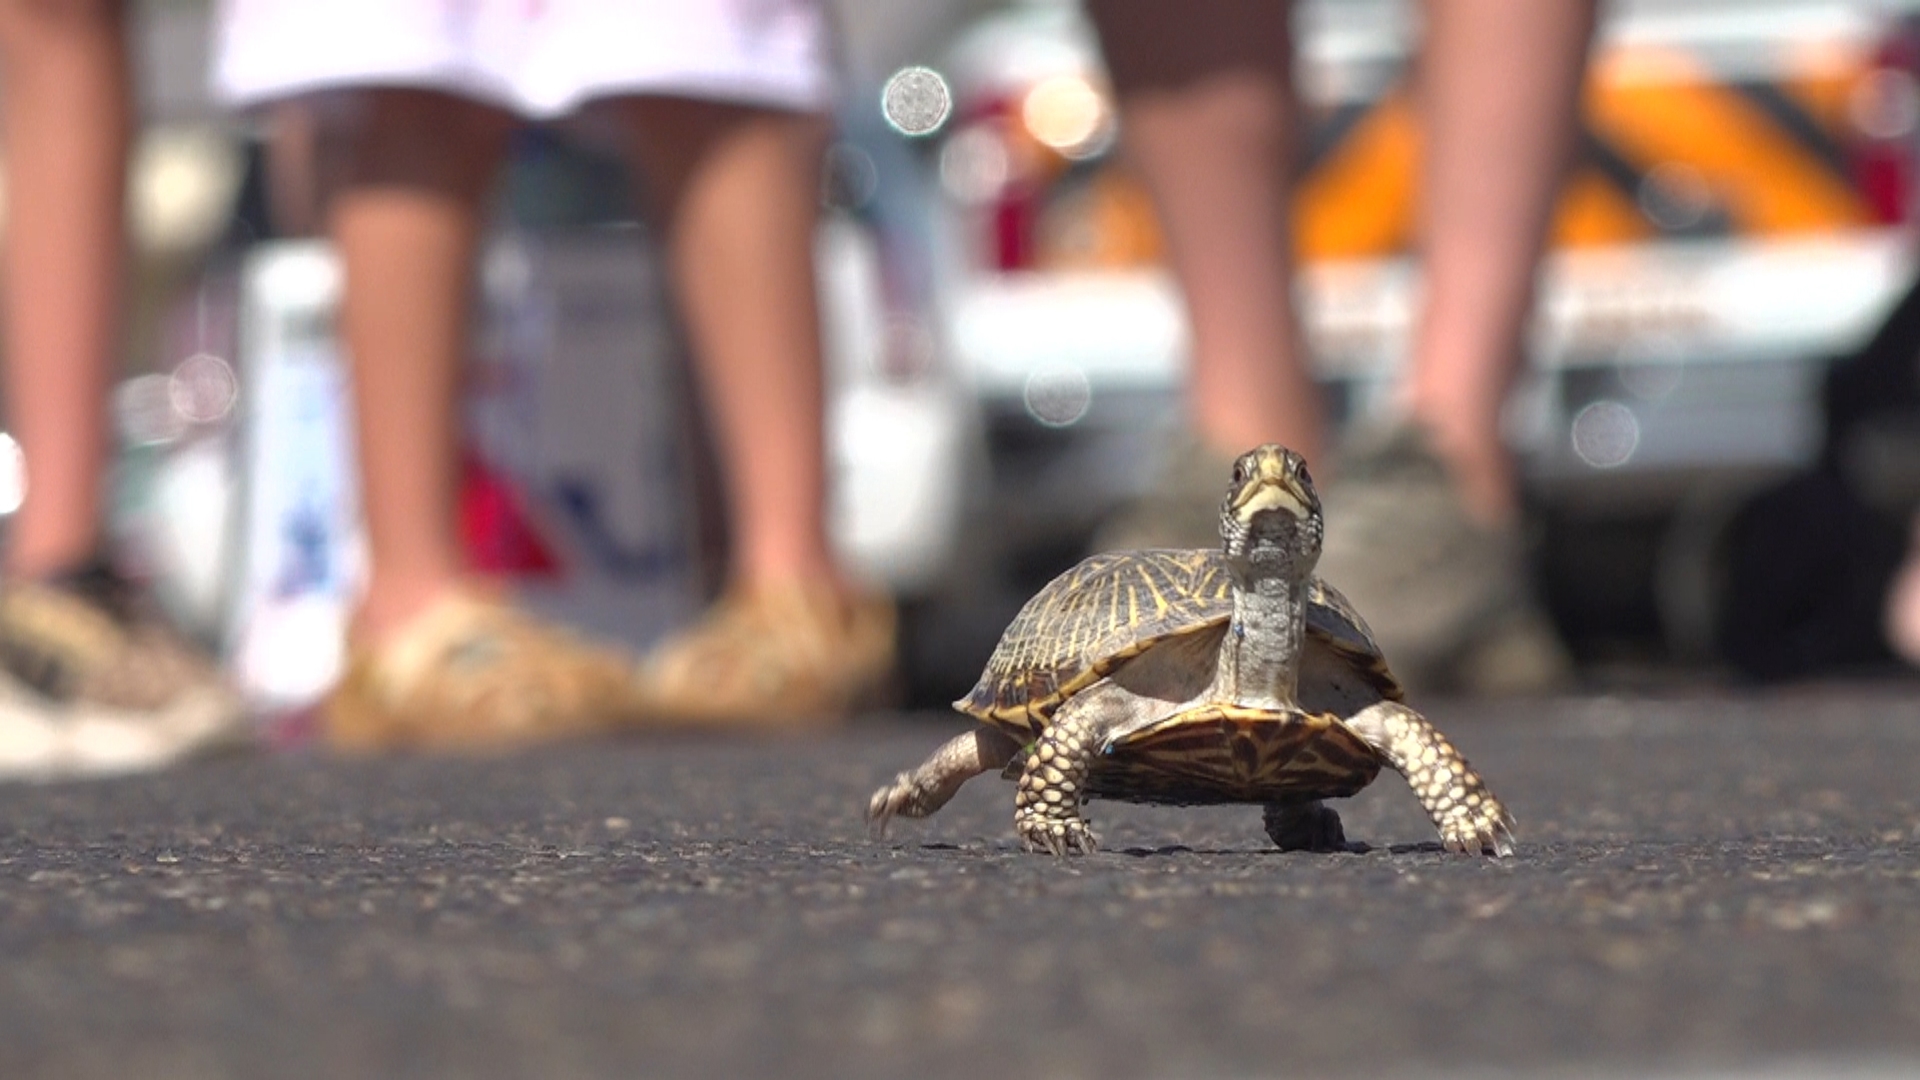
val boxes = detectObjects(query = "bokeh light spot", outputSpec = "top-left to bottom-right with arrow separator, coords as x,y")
1021,75 -> 1111,159
1851,68 -> 1920,140
1638,162 -> 1713,232
882,66 -> 953,137
1570,400 -> 1641,469
1023,367 -> 1092,428
0,432 -> 22,515
169,352 -> 239,425
938,124 -> 1011,204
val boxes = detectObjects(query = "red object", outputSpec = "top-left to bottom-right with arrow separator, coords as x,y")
458,448 -> 563,575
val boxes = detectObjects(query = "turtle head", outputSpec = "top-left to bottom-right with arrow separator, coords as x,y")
1219,444 -> 1322,580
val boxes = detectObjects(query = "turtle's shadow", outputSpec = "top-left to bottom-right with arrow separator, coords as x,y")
1114,840 -> 1449,858
904,840 -> 1452,858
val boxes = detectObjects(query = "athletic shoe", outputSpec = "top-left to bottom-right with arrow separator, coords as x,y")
0,562 -> 251,780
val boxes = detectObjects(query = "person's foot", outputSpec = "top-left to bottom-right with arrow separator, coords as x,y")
326,591 -> 641,753
1092,430 -> 1240,553
1315,423 -> 1572,695
631,580 -> 896,730
0,561 -> 251,780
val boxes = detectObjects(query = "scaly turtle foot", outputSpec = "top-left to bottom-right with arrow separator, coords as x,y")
1013,709 -> 1101,857
1346,701 -> 1517,859
868,728 -> 1024,839
1438,799 -> 1516,858
1014,802 -> 1099,856
1263,800 -> 1347,852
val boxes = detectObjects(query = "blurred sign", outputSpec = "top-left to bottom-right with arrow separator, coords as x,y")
228,230 -> 703,713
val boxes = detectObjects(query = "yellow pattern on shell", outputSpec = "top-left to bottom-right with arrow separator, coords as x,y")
955,549 -> 1401,736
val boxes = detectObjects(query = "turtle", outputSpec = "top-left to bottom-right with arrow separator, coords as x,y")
867,443 -> 1514,857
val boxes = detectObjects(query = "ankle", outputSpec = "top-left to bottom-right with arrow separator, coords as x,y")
5,539 -> 102,585
728,555 -> 857,599
1403,412 -> 1519,530
353,572 -> 470,645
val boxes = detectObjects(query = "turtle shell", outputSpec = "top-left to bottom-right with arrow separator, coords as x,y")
956,549 -> 1401,735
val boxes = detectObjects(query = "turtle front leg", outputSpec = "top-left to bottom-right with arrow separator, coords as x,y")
869,727 -> 1023,838
1262,800 -> 1347,852
1013,709 -> 1103,856
1344,701 -> 1515,857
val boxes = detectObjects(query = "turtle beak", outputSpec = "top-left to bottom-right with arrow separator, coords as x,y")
1230,453 -> 1312,524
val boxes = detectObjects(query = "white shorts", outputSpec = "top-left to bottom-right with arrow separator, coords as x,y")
212,0 -> 835,117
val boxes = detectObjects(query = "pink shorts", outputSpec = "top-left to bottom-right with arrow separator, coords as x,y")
213,0 -> 835,117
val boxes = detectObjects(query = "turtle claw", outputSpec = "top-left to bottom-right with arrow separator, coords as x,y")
1440,809 -> 1516,858
1015,806 -> 1098,857
866,771 -> 919,840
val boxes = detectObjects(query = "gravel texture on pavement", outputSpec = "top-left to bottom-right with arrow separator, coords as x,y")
4,688 -> 1920,1079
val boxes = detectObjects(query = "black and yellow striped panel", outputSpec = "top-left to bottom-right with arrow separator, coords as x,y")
1028,40 -> 1893,269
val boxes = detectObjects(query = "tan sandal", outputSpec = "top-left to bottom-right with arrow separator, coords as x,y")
326,593 -> 641,753
632,581 -> 897,730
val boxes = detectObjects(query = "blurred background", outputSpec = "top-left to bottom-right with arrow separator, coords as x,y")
7,0 -> 1920,712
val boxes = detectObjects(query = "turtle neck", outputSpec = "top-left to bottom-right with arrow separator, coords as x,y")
1211,564 -> 1307,709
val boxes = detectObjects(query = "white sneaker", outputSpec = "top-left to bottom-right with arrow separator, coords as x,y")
0,563 -> 251,781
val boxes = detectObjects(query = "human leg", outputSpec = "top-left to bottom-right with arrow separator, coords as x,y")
1085,0 -> 1322,464
617,97 -> 894,726
1404,0 -> 1599,528
1314,2 -> 1593,693
323,89 -> 513,642
0,0 -> 129,578
618,98 -> 839,592
0,0 -> 248,778
311,89 -> 637,750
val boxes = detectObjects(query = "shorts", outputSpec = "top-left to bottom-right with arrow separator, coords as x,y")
212,0 -> 835,117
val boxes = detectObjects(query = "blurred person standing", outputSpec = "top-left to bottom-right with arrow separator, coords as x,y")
1086,0 -> 1595,693
213,0 -> 894,751
0,0 -> 248,780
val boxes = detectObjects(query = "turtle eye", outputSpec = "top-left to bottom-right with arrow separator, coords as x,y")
1297,462 -> 1312,487
1231,461 -> 1247,485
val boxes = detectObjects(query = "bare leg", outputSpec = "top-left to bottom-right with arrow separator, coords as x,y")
617,98 -> 844,592
1086,0 -> 1324,464
1343,700 -> 1514,856
1404,0 -> 1598,527
868,726 -> 1023,836
0,0 -> 129,578
1262,799 -> 1346,852
320,90 -> 514,642
1889,519 -> 1920,665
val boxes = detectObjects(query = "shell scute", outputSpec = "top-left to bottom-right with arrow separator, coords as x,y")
957,548 -> 1400,734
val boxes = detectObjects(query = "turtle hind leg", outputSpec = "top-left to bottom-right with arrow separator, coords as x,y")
1013,708 -> 1104,856
1344,701 -> 1515,858
1262,800 -> 1348,853
868,727 -> 1023,838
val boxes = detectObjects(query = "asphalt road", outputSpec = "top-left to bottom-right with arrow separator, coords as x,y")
5,687 -> 1920,1080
